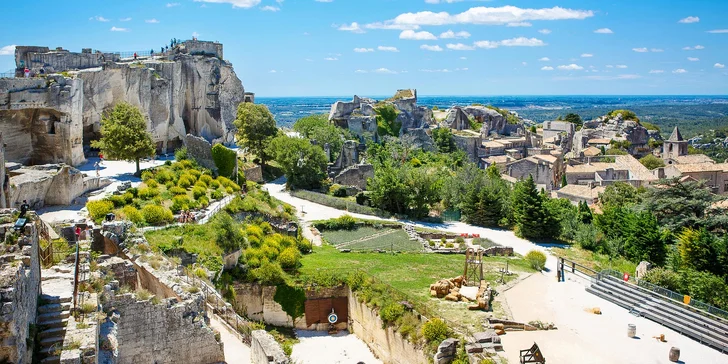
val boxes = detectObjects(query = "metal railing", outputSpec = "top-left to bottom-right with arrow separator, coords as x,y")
0,72 -> 15,78
139,194 -> 237,233
599,269 -> 728,321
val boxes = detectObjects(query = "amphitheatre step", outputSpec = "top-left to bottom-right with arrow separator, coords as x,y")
38,303 -> 72,314
38,317 -> 70,329
39,327 -> 67,339
40,335 -> 65,347
37,311 -> 70,324
40,295 -> 72,305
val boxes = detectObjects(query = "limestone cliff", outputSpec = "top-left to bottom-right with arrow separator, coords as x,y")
572,112 -> 656,157
0,41 -> 245,167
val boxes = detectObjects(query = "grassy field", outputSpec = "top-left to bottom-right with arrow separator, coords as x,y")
145,224 -> 223,271
552,246 -> 637,275
299,245 -> 536,331
321,227 -> 421,252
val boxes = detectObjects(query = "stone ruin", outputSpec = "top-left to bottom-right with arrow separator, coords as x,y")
2,40 -> 246,167
572,112 -> 659,157
327,140 -> 374,191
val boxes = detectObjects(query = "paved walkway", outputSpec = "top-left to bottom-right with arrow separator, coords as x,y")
291,330 -> 381,364
209,315 -> 251,364
264,179 -> 728,364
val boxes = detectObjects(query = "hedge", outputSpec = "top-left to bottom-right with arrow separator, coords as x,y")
212,144 -> 236,179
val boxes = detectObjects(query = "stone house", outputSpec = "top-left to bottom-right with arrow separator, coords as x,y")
555,184 -> 605,205
452,130 -> 482,163
660,163 -> 728,194
506,154 -> 563,191
564,155 -> 656,187
542,121 -> 575,151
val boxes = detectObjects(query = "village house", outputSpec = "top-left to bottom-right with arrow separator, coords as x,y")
564,155 -> 657,187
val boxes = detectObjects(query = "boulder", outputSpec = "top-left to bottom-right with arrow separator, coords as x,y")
444,107 -> 470,131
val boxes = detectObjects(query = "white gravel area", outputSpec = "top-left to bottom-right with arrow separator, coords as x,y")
291,330 -> 382,364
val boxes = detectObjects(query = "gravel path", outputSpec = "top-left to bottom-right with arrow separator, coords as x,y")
264,179 -> 728,364
291,330 -> 382,364
209,315 -> 251,364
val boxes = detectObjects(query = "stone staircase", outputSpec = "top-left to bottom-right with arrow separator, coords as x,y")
36,294 -> 72,364
587,275 -> 728,353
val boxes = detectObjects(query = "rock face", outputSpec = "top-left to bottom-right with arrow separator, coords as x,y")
8,164 -> 111,209
1,40 -> 245,167
572,112 -> 655,157
444,107 -> 470,130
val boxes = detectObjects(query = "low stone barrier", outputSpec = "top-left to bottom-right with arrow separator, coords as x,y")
251,330 -> 289,364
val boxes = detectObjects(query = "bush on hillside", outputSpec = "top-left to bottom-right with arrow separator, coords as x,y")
141,204 -> 174,225
278,247 -> 301,270
138,187 -> 160,200
250,261 -> 286,285
212,144 -> 237,179
175,147 -> 188,161
422,318 -> 449,343
525,250 -> 547,271
87,200 -> 114,221
122,205 -> 144,225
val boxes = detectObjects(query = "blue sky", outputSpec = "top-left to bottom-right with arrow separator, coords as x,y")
1,0 -> 727,96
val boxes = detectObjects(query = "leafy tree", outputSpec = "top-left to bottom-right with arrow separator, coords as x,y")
292,114 -> 328,138
594,205 -> 631,255
212,213 -> 246,253
563,113 -> 583,128
639,154 -> 665,170
511,176 -> 557,239
375,104 -> 401,137
599,182 -> 642,209
623,211 -> 667,265
462,176 -> 509,227
648,138 -> 664,150
639,178 -> 717,232
368,160 -> 410,214
267,135 -> 328,189
407,167 -> 444,218
234,103 -> 278,166
293,114 -> 348,161
92,102 -> 156,174
432,127 -> 455,153
677,228 -> 720,274
545,197 -> 579,241
211,144 -> 237,179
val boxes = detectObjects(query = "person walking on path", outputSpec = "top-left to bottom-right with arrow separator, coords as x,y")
94,161 -> 100,176
133,52 -> 138,60
75,226 -> 81,242
24,68 -> 30,78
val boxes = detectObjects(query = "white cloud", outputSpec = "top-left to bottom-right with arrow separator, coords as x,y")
269,70 -> 277,73
507,22 -> 532,27
354,48 -> 374,53
522,62 -> 528,66
420,69 -> 452,73
460,56 -> 467,60
557,64 -> 583,70
378,46 -> 399,52
473,37 -> 546,49
651,48 -> 664,52
0,45 -> 16,56
261,5 -> 279,11
145,18 -> 160,23
715,63 -> 725,69
315,0 -> 333,2
439,30 -> 471,39
324,57 -> 338,61
455,67 -> 469,71
694,45 -> 705,50
616,65 -> 628,69
338,22 -> 365,33
389,6 -> 594,26
632,47 -> 649,53
166,2 -> 180,7
192,0 -> 261,8
606,65 -> 614,68
581,53 -> 593,58
304,58 -> 313,62
446,43 -> 475,51
649,70 -> 664,74
688,57 -> 699,61
539,57 -> 550,61
364,22 -> 419,30
120,17 -> 132,21
683,45 -> 705,50
707,29 -> 728,33
110,27 -> 129,32
420,44 -> 443,52
374,68 -> 397,74
673,69 -> 687,74
192,31 -> 200,38
594,28 -> 613,34
473,40 -> 498,49
538,29 -> 552,34
355,70 -> 367,73
541,66 -> 554,71
90,16 -> 110,22
678,16 -> 700,24
399,30 -> 437,40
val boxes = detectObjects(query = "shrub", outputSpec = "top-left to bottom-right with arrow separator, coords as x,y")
169,186 -> 187,196
175,147 -> 188,161
165,181 -> 175,189
138,187 -> 160,200
197,196 -> 209,207
251,261 -> 286,285
355,192 -> 370,206
141,204 -> 174,225
296,238 -> 312,254
192,186 -> 207,199
178,174 -> 194,189
122,206 -> 143,225
333,186 -> 348,197
454,236 -> 465,245
212,144 -> 237,179
199,174 -> 214,185
141,170 -> 153,181
126,187 -> 138,197
145,179 -> 159,188
445,242 -> 454,248
525,250 -> 547,271
422,318 -> 449,343
211,190 -> 223,200
211,180 -> 221,189
641,267 -> 681,291
380,303 -> 405,327
107,195 -> 126,208
317,215 -> 357,231
155,169 -> 174,184
171,195 -> 192,213
87,200 -> 114,221
278,247 -> 301,270
225,187 -> 234,194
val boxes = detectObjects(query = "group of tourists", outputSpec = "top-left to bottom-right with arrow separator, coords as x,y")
179,210 -> 196,224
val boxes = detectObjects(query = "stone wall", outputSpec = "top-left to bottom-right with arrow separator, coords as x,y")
0,211 -> 41,364
0,133 -> 6,208
452,134 -> 483,163
180,40 -> 224,59
333,164 -> 374,190
347,290 -> 429,364
243,165 -> 263,183
233,283 -> 348,331
186,134 -> 216,171
8,164 -> 111,209
251,330 -> 289,364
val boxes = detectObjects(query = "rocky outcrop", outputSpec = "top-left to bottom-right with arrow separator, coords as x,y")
8,164 -> 110,209
444,107 -> 470,130
1,41 -> 245,167
572,112 -> 655,157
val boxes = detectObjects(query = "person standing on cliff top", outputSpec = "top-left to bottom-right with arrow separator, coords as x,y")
133,52 -> 138,60
24,68 -> 30,78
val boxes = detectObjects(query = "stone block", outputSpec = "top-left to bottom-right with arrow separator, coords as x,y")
465,343 -> 484,353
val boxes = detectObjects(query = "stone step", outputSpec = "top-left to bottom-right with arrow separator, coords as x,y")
40,335 -> 64,347
40,355 -> 60,364
37,311 -> 70,324
38,303 -> 71,314
40,295 -> 72,304
39,327 -> 66,339
38,317 -> 69,329
39,345 -> 63,357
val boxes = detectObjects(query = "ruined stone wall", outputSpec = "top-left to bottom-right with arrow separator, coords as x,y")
110,293 -> 225,364
347,290 -> 428,364
243,165 -> 263,183
0,212 -> 41,364
8,165 -> 110,209
507,159 -> 555,190
251,330 -> 289,364
185,134 -> 216,171
181,40 -> 224,59
452,134 -> 482,163
333,164 -> 374,190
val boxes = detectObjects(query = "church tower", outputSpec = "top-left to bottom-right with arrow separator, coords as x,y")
663,126 -> 688,161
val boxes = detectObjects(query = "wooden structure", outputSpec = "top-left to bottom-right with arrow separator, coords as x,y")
520,342 -> 546,364
463,248 -> 483,286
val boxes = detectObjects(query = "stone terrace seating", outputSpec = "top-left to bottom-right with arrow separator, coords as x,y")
587,275 -> 728,353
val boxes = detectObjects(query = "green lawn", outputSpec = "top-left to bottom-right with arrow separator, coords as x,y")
552,246 -> 637,275
144,224 -> 223,271
321,227 -> 422,252
299,245 -> 536,331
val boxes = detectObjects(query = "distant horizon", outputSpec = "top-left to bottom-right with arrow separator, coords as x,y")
256,94 -> 728,98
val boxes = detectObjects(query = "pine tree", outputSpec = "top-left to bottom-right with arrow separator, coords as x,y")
624,211 -> 666,265
511,175 -> 552,239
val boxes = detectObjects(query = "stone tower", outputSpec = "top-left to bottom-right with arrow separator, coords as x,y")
663,126 -> 687,160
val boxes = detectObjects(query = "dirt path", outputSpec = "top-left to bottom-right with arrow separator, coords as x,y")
209,315 -> 251,364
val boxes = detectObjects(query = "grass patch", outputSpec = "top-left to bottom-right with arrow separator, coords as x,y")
145,224 -> 223,272
553,246 -> 637,274
321,227 -> 421,252
291,190 -> 390,218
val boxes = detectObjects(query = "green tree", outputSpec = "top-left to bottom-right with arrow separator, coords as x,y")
563,113 -> 583,128
640,178 -> 718,232
267,135 -> 328,189
577,201 -> 593,224
623,211 -> 667,265
432,127 -> 455,153
599,182 -> 642,209
211,144 -> 237,179
234,103 -> 278,166
462,177 -> 508,227
561,174 -> 567,187
292,114 -> 328,138
212,213 -> 246,253
545,197 -> 579,241
293,114 -> 348,161
368,160 -> 410,214
511,176 -> 556,239
375,104 -> 401,137
677,228 -> 720,274
639,154 -> 665,170
92,102 -> 156,174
